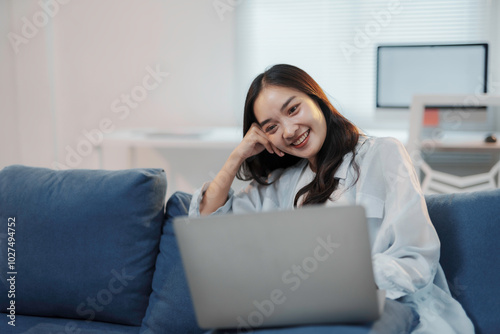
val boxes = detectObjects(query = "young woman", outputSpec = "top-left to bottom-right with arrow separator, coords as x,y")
189,64 -> 474,333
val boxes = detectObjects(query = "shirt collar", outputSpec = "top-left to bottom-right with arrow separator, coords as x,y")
295,134 -> 368,180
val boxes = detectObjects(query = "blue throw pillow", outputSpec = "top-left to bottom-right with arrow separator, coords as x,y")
0,165 -> 166,326
140,191 -> 204,334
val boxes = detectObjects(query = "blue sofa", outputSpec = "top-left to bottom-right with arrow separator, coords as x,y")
0,165 -> 499,334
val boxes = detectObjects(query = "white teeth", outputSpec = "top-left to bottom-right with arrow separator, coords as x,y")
293,130 -> 309,146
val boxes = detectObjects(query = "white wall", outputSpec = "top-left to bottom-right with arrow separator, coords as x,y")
0,0 -> 20,166
490,0 -> 500,96
0,1 -> 28,167
1,1 -> 498,197
0,0 -> 237,171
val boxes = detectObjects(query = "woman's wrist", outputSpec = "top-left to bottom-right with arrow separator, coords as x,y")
200,153 -> 242,215
227,151 -> 246,174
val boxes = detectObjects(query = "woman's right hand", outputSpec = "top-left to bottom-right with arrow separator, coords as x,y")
199,123 -> 283,215
232,123 -> 284,162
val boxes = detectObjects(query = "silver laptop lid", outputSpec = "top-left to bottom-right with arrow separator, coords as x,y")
174,205 -> 382,330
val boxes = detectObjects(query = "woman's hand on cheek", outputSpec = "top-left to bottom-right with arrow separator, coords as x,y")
233,123 -> 284,162
271,143 -> 285,157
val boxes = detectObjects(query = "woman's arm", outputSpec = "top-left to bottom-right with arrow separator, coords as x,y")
199,123 -> 283,216
360,137 -> 440,299
199,152 -> 243,215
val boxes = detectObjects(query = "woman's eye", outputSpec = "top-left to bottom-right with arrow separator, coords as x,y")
289,105 -> 299,115
266,125 -> 277,133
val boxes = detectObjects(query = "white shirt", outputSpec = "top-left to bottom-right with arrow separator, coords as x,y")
190,136 -> 474,333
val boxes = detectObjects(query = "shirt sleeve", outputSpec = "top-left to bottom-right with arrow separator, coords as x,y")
188,181 -> 236,217
360,137 -> 440,300
188,169 -> 284,217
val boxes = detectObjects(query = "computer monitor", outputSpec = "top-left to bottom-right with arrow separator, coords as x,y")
376,43 -> 488,109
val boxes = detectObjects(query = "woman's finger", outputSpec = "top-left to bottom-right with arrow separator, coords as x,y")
249,125 -> 273,153
251,123 -> 285,157
272,145 -> 284,157
256,135 -> 274,154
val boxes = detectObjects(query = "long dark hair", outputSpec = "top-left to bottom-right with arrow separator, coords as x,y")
236,64 -> 360,206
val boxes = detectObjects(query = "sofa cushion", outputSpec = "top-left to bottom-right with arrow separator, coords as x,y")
0,314 -> 140,334
0,165 -> 167,326
426,190 -> 500,334
140,191 -> 204,334
206,299 -> 418,334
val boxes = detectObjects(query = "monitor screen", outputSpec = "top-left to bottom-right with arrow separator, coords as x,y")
376,43 -> 488,108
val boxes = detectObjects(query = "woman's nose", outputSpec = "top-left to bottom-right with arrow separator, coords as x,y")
282,122 -> 298,140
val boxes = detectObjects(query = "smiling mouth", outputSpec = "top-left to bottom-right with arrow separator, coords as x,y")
292,130 -> 310,146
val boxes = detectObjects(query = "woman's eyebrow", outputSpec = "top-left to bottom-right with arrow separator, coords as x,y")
259,95 -> 296,127
280,96 -> 296,112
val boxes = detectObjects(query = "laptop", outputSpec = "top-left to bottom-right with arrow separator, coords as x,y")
173,205 -> 385,331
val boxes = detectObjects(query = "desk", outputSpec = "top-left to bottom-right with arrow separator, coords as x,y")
99,127 -> 411,167
408,94 -> 500,193
99,126 -> 500,164
418,131 -> 500,153
98,127 -> 249,198
98,127 -> 410,197
98,123 -> 500,196
101,127 -> 242,149
103,126 -> 409,149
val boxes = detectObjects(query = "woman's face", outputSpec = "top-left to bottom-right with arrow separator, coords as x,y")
253,85 -> 327,170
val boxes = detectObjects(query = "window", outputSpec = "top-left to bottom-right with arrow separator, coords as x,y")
235,0 -> 491,126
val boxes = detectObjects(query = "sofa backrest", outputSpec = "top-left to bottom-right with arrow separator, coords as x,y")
139,191 -> 204,334
425,190 -> 500,334
0,165 -> 167,327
